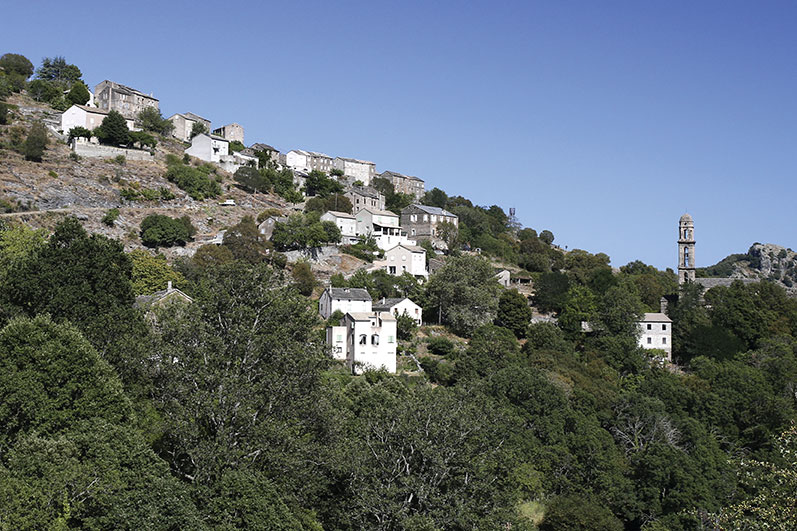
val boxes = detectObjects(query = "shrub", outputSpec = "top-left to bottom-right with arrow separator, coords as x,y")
67,126 -> 92,142
22,122 -> 48,162
229,140 -> 245,152
291,262 -> 315,296
47,170 -> 57,178
97,110 -> 129,146
427,337 -> 455,356
159,187 -> 175,200
135,107 -> 174,135
69,152 -> 80,162
165,163 -> 222,200
113,155 -> 126,165
140,214 -> 195,247
0,103 -> 9,125
102,208 -> 120,226
27,79 -> 60,103
65,82 -> 90,105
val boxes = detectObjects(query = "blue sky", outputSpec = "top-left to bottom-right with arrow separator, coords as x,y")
4,1 -> 796,270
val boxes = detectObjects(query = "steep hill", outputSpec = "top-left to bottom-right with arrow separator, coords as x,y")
698,243 -> 797,294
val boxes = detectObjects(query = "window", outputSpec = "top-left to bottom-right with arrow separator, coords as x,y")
388,336 -> 394,343
336,335 -> 342,342
646,324 -> 652,330
647,337 -> 652,344
371,334 -> 379,345
411,229 -> 416,236
423,214 -> 428,221
359,334 -> 367,345
662,337 -> 667,344
662,324 -> 667,330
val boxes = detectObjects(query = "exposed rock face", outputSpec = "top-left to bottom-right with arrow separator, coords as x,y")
702,243 -> 797,295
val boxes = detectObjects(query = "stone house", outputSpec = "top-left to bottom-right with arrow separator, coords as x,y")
379,170 -> 425,199
378,244 -> 427,279
286,149 -> 333,174
319,287 -> 372,319
61,104 -> 136,134
320,211 -> 358,244
168,112 -> 211,142
258,216 -> 288,240
246,143 -> 280,165
401,204 -> 459,244
212,123 -> 244,144
638,313 -> 672,361
372,297 -> 423,325
94,80 -> 158,120
134,281 -> 193,309
331,311 -> 397,374
333,157 -> 376,185
346,186 -> 385,213
185,133 -> 229,163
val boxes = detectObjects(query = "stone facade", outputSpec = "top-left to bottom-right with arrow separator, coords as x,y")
286,149 -> 333,173
380,170 -> 425,199
94,80 -> 159,120
169,112 -> 211,142
400,204 -> 459,243
678,213 -> 696,284
346,186 -> 385,212
71,138 -> 153,161
212,123 -> 244,144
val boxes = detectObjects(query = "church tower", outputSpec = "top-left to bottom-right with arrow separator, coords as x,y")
678,213 -> 695,284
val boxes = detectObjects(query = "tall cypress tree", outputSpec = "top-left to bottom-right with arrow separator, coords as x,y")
99,110 -> 130,145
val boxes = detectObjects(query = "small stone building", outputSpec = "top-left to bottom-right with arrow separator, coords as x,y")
94,80 -> 159,120
169,112 -> 211,142
379,170 -> 425,199
333,157 -> 376,185
400,204 -> 459,243
212,123 -> 244,144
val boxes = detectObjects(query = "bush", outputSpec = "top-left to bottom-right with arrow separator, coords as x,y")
0,103 -> 9,125
69,152 -> 80,162
66,82 -> 90,105
128,130 -> 157,149
165,163 -> 222,200
140,214 -> 195,247
67,126 -> 92,142
291,262 -> 315,296
427,337 -> 455,356
47,170 -> 57,178
26,79 -> 61,103
113,155 -> 126,165
97,110 -> 129,146
229,140 -> 245,152
102,208 -> 120,226
0,53 -> 34,78
136,107 -> 174,136
22,122 -> 48,162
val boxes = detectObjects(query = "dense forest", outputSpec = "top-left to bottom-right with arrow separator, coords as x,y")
0,213 -> 795,530
2,52 -> 797,530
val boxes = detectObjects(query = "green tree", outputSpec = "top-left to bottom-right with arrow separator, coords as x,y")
495,289 -> 532,338
539,495 -> 623,531
421,187 -> 448,208
129,249 -> 186,296
165,161 -> 222,200
271,214 -> 341,251
136,106 -> 174,135
27,78 -> 61,103
396,312 -> 418,341
539,229 -> 555,245
67,125 -> 92,141
0,53 -> 34,78
533,271 -> 570,314
304,169 -> 343,197
291,261 -> 315,296
424,255 -> 502,335
35,56 -> 82,86
234,165 -> 270,193
140,214 -> 195,247
222,215 -> 274,264
65,81 -> 90,105
190,120 -> 207,138
22,121 -> 48,162
304,194 -> 353,215
97,109 -> 130,145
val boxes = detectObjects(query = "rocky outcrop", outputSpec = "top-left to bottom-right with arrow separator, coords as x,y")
702,243 -> 797,295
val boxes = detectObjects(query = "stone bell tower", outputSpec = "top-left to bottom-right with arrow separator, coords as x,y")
678,213 -> 695,284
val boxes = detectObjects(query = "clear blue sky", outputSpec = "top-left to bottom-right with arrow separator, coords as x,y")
5,1 -> 796,270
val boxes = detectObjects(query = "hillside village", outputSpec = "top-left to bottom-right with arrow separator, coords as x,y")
3,52 -> 797,529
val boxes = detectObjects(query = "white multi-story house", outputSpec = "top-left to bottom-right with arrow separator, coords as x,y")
61,104 -> 136,134
333,157 -> 376,185
318,287 -> 372,319
185,133 -> 229,163
168,112 -> 211,142
346,187 -> 385,213
354,208 -> 414,250
379,244 -> 427,279
320,211 -> 358,244
372,297 -> 423,325
326,325 -> 348,361
285,149 -> 333,173
340,311 -> 398,373
638,313 -> 672,361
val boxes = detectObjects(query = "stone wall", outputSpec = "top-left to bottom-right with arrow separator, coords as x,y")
72,140 -> 153,161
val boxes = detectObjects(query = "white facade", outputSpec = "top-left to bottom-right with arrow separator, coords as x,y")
373,297 -> 423,325
61,104 -> 135,134
185,133 -> 229,163
343,312 -> 397,374
381,244 -> 427,279
333,157 -> 376,185
638,313 -> 672,361
286,149 -> 333,173
326,325 -> 348,361
495,269 -> 511,288
318,287 -> 372,319
321,211 -> 358,244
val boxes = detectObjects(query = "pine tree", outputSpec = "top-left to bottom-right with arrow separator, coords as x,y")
22,122 -> 48,162
98,110 -> 130,145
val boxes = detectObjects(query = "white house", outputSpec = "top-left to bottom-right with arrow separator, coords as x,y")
638,313 -> 672,361
321,211 -> 358,244
333,157 -> 376,185
326,325 -> 348,361
495,269 -> 511,288
372,297 -> 423,325
340,311 -> 397,374
318,287 -> 372,319
354,208 -> 414,250
185,133 -> 229,163
61,104 -> 136,134
379,244 -> 427,279
286,149 -> 333,173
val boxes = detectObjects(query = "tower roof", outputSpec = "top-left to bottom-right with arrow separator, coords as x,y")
679,213 -> 693,223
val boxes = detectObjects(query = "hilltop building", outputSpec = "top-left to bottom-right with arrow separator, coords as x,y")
319,287 -> 372,319
333,157 -> 376,185
286,149 -> 333,173
94,80 -> 158,120
346,186 -> 385,213
401,204 -> 458,247
326,311 -> 397,374
380,170 -> 425,199
638,311 -> 672,361
212,123 -> 244,144
61,104 -> 136,134
168,112 -> 211,142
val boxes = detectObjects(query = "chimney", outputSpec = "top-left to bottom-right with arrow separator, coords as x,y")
167,281 -> 173,291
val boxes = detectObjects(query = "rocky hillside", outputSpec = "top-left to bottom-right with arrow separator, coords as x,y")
0,93 -> 292,260
699,243 -> 797,294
